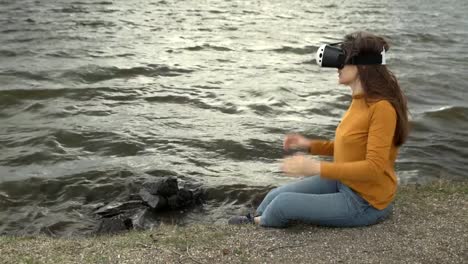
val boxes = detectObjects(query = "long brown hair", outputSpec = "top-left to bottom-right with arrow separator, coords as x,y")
341,31 -> 409,147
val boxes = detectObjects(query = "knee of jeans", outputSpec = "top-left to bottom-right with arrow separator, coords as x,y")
266,186 -> 281,198
271,186 -> 281,193
269,193 -> 293,215
276,192 -> 295,202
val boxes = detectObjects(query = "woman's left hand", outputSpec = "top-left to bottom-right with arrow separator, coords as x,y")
281,154 -> 321,177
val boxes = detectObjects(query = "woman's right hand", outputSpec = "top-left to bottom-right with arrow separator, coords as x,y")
283,133 -> 311,151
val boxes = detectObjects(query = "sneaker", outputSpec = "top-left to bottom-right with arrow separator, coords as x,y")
228,213 -> 255,225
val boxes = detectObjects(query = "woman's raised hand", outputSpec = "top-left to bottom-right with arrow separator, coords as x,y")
283,133 -> 311,151
281,154 -> 321,177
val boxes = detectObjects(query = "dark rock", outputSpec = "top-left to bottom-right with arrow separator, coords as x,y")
94,200 -> 145,218
191,187 -> 205,203
39,226 -> 56,237
128,193 -> 143,201
167,194 -> 178,210
142,177 -> 178,197
94,214 -> 133,235
167,188 -> 198,209
178,188 -> 193,202
139,189 -> 167,209
93,177 -> 205,235
94,209 -> 161,235
131,208 -> 160,230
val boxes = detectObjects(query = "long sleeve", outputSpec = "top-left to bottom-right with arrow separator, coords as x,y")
319,101 -> 397,182
309,140 -> 334,156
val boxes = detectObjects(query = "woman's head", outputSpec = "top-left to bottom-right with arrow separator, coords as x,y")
340,31 -> 410,146
338,32 -> 390,86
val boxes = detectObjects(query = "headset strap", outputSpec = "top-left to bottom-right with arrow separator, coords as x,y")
349,47 -> 386,65
349,54 -> 383,65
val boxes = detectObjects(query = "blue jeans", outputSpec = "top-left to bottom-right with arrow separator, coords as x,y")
256,176 -> 393,227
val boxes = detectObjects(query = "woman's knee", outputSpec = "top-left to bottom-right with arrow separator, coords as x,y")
264,186 -> 284,199
260,194 -> 293,227
267,193 -> 295,216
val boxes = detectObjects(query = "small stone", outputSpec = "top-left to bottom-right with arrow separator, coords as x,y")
94,214 -> 133,235
94,200 -> 145,218
139,189 -> 167,210
142,177 -> 178,197
167,188 -> 196,209
167,195 -> 178,210
131,208 -> 160,230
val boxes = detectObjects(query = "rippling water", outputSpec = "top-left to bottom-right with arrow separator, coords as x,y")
1,0 -> 467,235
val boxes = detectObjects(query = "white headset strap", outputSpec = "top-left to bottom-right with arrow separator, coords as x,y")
381,47 -> 386,65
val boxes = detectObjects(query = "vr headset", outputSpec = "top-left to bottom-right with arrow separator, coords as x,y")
315,42 -> 386,69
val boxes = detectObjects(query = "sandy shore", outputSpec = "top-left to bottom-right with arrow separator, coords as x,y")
1,181 -> 467,264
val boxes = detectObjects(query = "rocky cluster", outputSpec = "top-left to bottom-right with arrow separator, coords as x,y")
93,177 -> 203,235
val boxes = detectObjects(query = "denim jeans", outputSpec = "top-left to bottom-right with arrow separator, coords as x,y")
256,176 -> 393,227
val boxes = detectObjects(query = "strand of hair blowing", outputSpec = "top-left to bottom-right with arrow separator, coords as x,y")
343,31 -> 410,147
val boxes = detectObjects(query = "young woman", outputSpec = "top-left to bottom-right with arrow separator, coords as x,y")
229,31 -> 409,227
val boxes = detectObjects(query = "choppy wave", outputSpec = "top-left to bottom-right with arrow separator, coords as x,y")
0,50 -> 17,57
0,87 -> 121,103
271,45 -> 319,55
52,7 -> 90,14
70,1 -> 113,5
422,106 -> 468,122
0,64 -> 194,85
61,64 -> 194,83
0,70 -> 51,81
399,32 -> 461,44
181,138 -> 281,161
144,94 -> 240,114
0,128 -> 147,167
182,44 -> 234,52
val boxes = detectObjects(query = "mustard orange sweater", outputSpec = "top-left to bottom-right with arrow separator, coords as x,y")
309,94 -> 398,210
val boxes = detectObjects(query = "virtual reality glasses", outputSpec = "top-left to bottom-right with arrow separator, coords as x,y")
315,42 -> 386,69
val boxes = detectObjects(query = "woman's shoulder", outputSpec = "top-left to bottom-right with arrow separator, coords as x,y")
367,98 -> 394,109
367,99 -> 396,117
